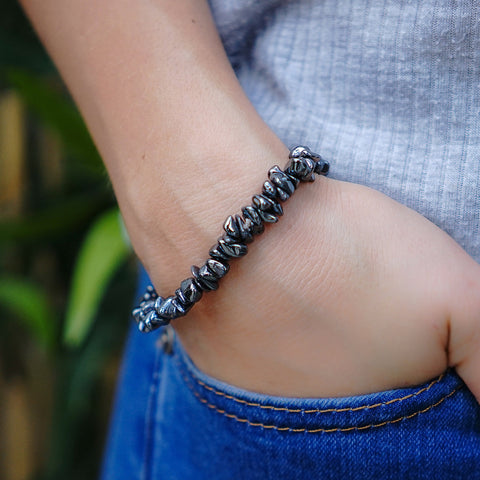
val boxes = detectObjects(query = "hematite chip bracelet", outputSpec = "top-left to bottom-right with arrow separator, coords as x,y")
132,145 -> 330,333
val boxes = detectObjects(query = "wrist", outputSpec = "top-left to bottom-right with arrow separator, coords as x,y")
125,139 -> 289,290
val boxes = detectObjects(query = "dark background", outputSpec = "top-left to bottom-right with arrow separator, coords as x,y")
0,2 -> 137,479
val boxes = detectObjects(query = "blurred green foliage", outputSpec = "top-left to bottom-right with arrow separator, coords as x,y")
64,208 -> 131,348
0,2 -> 136,479
0,276 -> 55,352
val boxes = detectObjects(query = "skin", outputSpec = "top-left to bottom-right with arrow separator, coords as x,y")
20,0 -> 480,399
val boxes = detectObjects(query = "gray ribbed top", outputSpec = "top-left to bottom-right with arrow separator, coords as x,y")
209,0 -> 480,262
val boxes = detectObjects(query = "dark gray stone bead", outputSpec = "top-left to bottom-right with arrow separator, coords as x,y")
138,319 -> 150,332
192,278 -> 204,293
143,310 -> 159,329
155,295 -> 179,320
268,165 -> 296,195
154,296 -> 165,313
199,263 -> 217,280
223,215 -> 241,240
275,187 -> 290,202
238,216 -> 254,243
252,194 -> 276,211
252,196 -> 283,217
271,202 -> 283,216
262,180 -> 278,199
196,276 -> 216,292
242,205 -> 262,225
288,146 -> 324,166
174,287 -> 192,309
257,209 -> 278,223
206,258 -> 229,279
138,320 -> 149,332
140,300 -> 156,315
142,310 -> 169,332
285,157 -> 307,178
242,206 -> 264,235
314,159 -> 330,175
224,214 -> 253,243
285,156 -> 316,182
172,297 -> 187,316
290,146 -> 326,171
282,159 -> 302,184
221,234 -> 238,245
191,265 -> 218,291
218,237 -> 248,258
174,287 -> 186,305
285,171 -> 300,187
132,307 -> 143,324
289,145 -> 311,159
209,243 -> 231,261
180,277 -> 203,303
304,157 -> 317,182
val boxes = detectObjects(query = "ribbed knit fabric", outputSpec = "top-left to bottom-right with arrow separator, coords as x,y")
209,0 -> 480,262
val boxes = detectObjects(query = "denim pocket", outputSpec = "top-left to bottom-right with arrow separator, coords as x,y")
173,334 -> 461,434
156,332 -> 480,480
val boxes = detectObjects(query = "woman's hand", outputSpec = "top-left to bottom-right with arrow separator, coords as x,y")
174,176 -> 480,400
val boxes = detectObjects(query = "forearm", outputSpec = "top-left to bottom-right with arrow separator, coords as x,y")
19,0 -> 287,290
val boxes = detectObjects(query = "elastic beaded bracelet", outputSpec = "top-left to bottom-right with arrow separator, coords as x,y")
132,146 -> 329,333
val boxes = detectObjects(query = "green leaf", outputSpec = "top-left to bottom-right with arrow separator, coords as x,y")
63,208 -> 131,347
5,68 -> 103,175
0,277 -> 56,351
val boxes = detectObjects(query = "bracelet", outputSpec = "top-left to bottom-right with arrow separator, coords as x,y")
132,146 -> 329,333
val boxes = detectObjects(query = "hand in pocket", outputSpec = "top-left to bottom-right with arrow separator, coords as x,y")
174,178 -> 480,401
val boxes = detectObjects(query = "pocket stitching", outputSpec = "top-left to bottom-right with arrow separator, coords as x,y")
177,352 -> 447,414
177,357 -> 462,433
141,338 -> 165,480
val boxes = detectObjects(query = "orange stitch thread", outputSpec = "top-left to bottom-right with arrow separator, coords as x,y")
176,354 -> 446,415
182,368 -> 461,434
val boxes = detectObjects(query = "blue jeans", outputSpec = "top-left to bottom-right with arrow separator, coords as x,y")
101,270 -> 480,479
